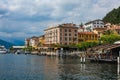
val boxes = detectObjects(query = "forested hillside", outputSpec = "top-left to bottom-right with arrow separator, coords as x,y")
103,7 -> 120,24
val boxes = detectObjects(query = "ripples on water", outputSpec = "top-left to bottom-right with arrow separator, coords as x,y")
0,54 -> 118,80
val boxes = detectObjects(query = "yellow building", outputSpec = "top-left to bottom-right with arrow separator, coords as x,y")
38,35 -> 45,46
78,32 -> 98,42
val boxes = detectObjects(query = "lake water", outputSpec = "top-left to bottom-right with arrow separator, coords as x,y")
0,54 -> 119,80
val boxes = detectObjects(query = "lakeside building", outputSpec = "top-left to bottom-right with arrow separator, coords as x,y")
38,35 -> 45,46
44,23 -> 78,45
105,23 -> 120,34
78,32 -> 98,42
25,38 -> 30,47
25,36 -> 39,49
84,19 -> 105,31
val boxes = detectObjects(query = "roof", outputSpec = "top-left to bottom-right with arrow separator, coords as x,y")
12,46 -> 25,48
44,23 -> 78,31
85,19 -> 103,25
39,35 -> 45,38
88,44 -> 120,51
31,36 -> 39,38
0,46 -> 5,48
78,32 -> 97,35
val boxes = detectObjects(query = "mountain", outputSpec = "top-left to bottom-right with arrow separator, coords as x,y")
0,37 -> 24,46
8,39 -> 24,46
0,39 -> 14,49
103,6 -> 120,24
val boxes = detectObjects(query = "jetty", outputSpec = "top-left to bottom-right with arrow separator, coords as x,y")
86,44 -> 120,63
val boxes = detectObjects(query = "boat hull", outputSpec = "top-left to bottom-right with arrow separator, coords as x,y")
0,51 -> 7,54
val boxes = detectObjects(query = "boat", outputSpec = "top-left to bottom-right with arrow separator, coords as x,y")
0,46 -> 7,54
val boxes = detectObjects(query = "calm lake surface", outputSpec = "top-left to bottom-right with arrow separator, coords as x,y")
0,54 -> 119,80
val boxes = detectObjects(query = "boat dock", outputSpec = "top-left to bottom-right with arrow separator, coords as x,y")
87,58 -> 117,63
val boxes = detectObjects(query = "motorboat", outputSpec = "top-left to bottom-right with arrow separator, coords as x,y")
0,46 -> 7,54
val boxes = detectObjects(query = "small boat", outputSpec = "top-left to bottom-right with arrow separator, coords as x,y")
0,46 -> 7,54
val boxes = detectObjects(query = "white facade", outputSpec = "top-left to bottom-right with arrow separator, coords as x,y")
84,19 -> 105,31
29,39 -> 38,47
45,28 -> 59,44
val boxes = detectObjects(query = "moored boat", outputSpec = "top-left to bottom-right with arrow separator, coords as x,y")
0,46 -> 7,54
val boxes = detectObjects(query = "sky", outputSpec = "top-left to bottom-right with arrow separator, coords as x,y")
0,0 -> 120,45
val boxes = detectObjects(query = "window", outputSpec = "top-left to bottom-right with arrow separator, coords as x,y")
60,37 -> 62,40
65,37 -> 67,41
65,29 -> 67,32
69,34 -> 71,36
65,43 -> 67,45
65,33 -> 67,36
75,34 -> 77,36
60,33 -> 62,36
69,38 -> 71,41
60,29 -> 62,32
69,29 -> 71,32
75,30 -> 77,32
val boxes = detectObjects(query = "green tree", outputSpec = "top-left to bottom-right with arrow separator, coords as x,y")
100,34 -> 120,44
23,46 -> 34,52
76,41 -> 98,51
103,6 -> 120,24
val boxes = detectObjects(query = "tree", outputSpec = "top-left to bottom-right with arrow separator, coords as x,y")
23,46 -> 34,52
103,6 -> 120,24
76,41 -> 98,51
103,30 -> 114,35
100,34 -> 120,44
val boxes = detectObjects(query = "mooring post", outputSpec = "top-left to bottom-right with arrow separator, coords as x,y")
117,57 -> 119,75
117,57 -> 120,64
117,51 -> 120,75
83,56 -> 85,63
80,57 -> 82,63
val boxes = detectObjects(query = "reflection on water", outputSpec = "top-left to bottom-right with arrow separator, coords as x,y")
0,54 -> 119,80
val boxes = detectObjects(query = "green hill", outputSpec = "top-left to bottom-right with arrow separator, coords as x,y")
103,7 -> 120,24
0,39 -> 14,49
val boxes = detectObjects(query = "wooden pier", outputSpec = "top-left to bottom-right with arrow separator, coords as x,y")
87,58 -> 117,63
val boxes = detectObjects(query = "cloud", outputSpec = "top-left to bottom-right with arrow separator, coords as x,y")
0,0 -> 120,44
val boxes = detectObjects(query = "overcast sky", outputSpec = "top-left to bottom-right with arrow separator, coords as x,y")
0,0 -> 120,44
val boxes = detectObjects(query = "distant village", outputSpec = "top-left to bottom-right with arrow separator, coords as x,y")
25,19 -> 120,51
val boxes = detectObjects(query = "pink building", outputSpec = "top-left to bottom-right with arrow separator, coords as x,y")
44,23 -> 78,45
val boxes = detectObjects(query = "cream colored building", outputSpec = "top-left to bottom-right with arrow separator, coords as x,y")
25,36 -> 39,49
44,23 -> 78,45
